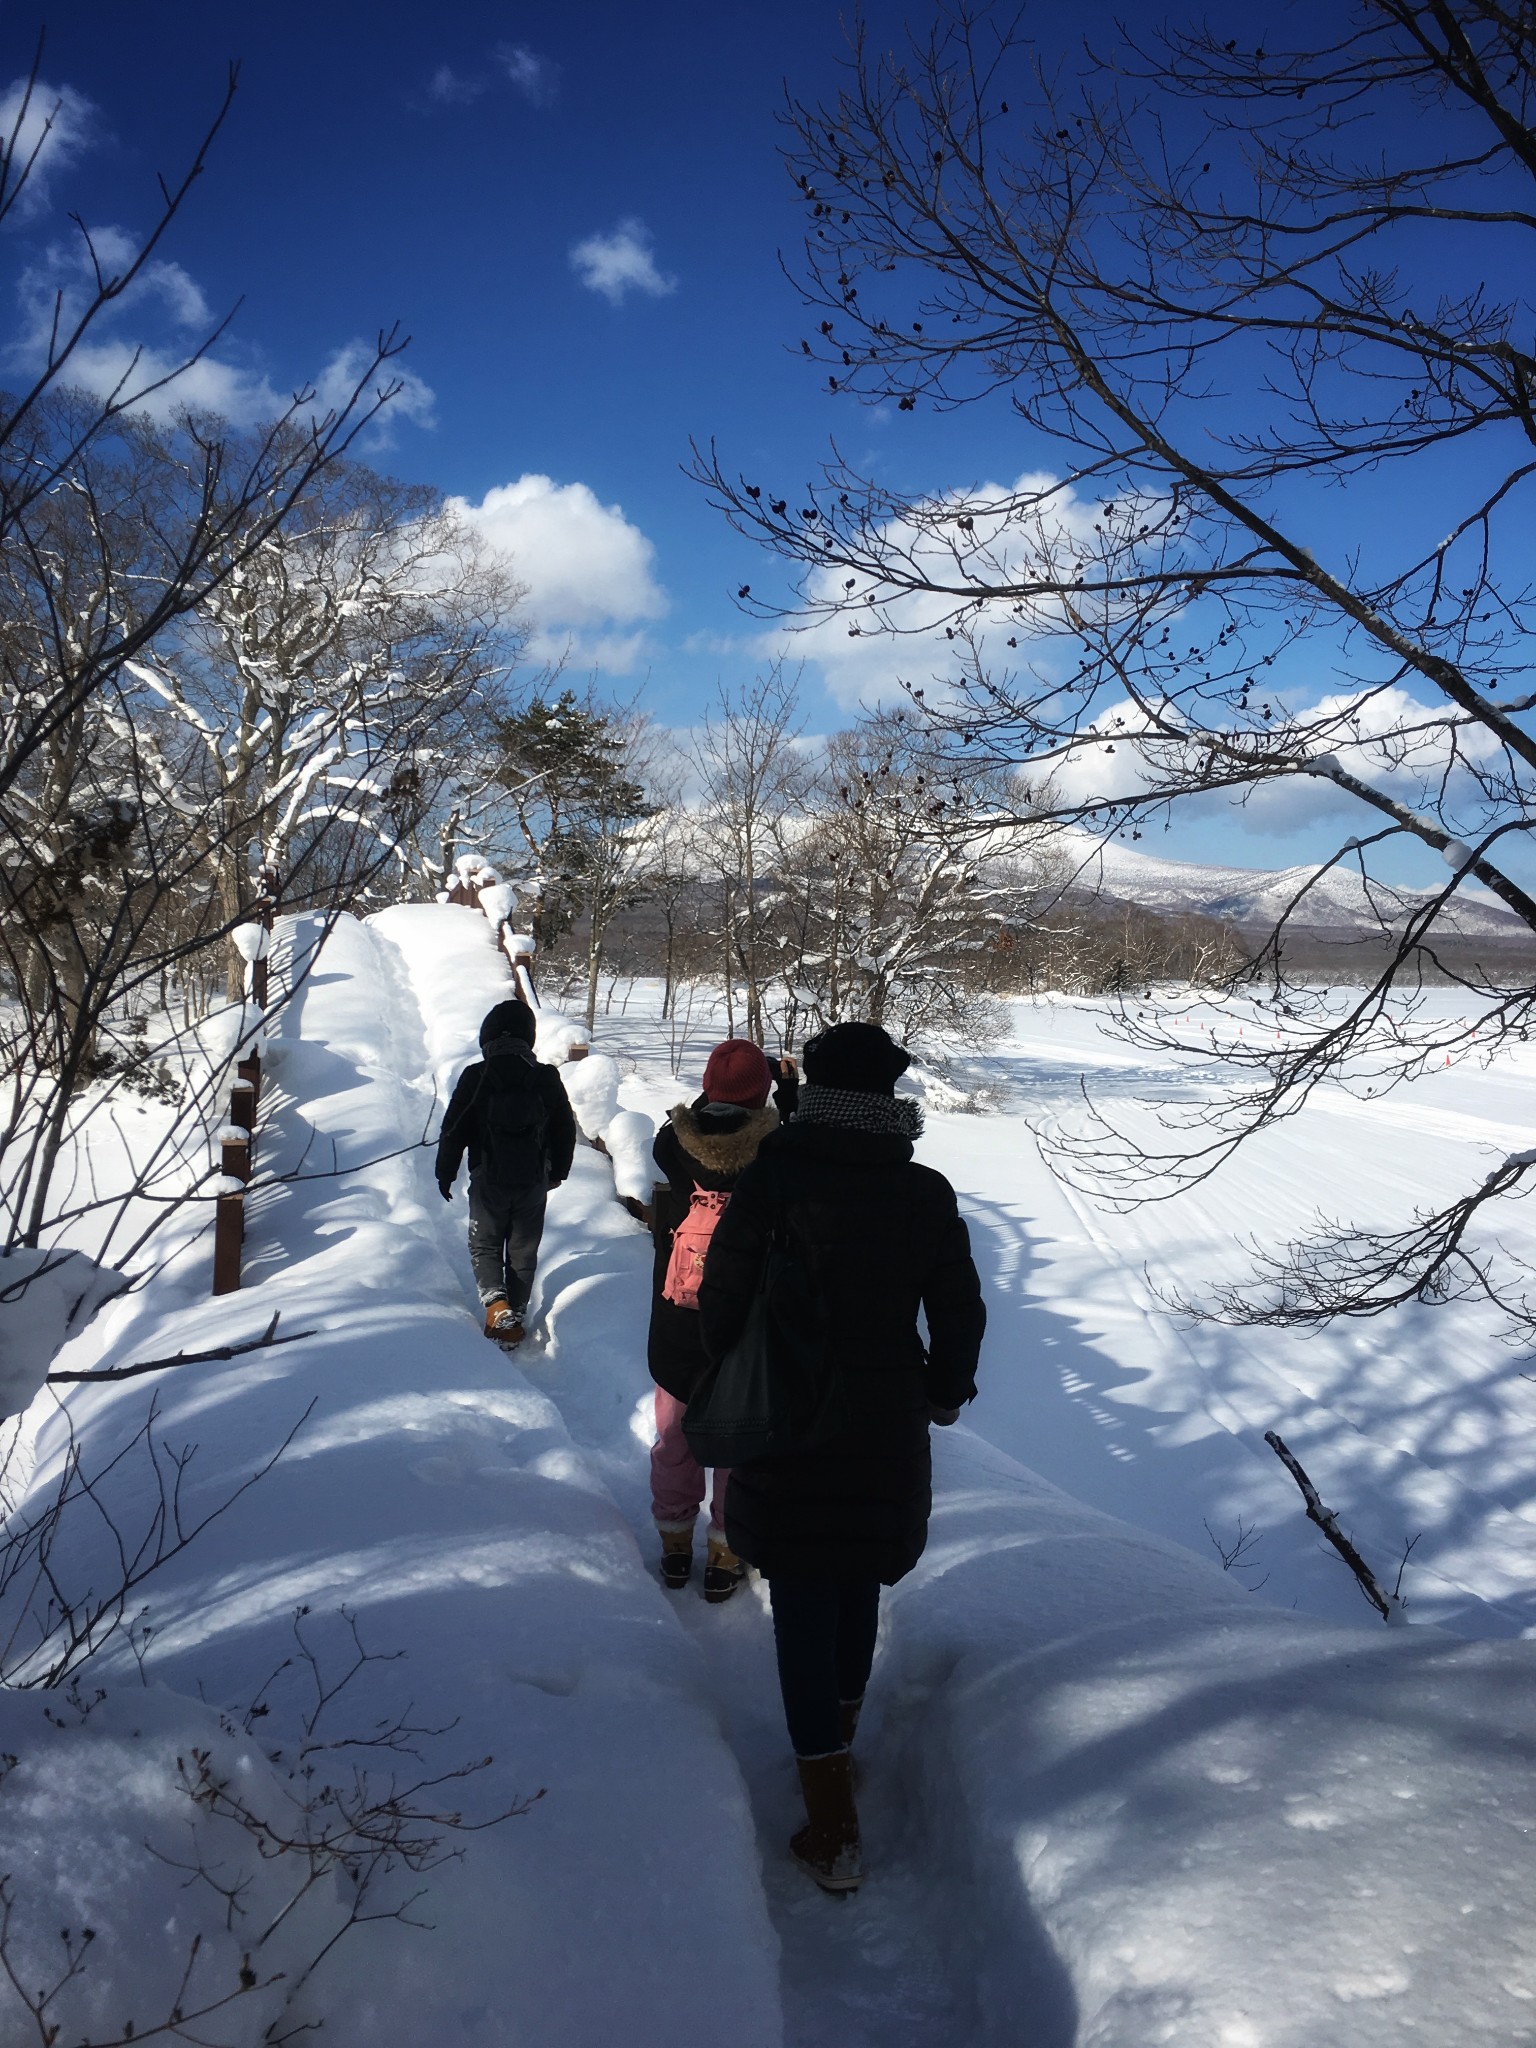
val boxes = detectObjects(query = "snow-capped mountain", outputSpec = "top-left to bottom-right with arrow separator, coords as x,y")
1057,830 -> 1526,937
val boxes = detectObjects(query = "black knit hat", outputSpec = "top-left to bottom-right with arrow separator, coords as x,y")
480,998 -> 537,1049
801,1020 -> 910,1096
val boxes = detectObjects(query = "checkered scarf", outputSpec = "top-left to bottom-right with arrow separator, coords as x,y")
793,1082 -> 924,1139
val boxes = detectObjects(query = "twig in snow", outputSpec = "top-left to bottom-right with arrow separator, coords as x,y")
46,1309 -> 315,1383
1264,1430 -> 1407,1622
1203,1514 -> 1269,1589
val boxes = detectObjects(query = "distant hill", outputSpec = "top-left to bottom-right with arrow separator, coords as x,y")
1054,831 -> 1525,941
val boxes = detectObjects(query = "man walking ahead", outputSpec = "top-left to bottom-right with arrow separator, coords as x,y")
436,998 -> 577,1347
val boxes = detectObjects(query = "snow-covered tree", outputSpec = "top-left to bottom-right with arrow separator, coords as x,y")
488,688 -> 652,955
777,715 -> 1047,1046
123,459 -> 521,992
691,662 -> 813,1045
0,49 -> 424,1343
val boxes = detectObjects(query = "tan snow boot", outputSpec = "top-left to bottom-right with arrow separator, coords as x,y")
791,1750 -> 864,1894
703,1531 -> 747,1604
658,1524 -> 694,1591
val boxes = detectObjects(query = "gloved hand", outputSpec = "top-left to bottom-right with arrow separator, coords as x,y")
438,1179 -> 454,1203
928,1404 -> 961,1427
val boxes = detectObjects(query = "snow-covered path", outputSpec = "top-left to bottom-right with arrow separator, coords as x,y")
372,908 -> 983,2048
2,911 -> 781,2048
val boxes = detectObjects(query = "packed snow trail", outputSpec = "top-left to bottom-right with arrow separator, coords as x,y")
371,905 -> 984,2048
5,906 -> 1534,2047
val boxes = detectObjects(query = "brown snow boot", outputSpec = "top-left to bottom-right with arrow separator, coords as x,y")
658,1525 -> 694,1590
484,1299 -> 523,1345
791,1750 -> 864,1894
703,1531 -> 747,1604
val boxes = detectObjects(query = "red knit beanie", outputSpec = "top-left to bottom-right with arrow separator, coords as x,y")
701,1038 -> 773,1109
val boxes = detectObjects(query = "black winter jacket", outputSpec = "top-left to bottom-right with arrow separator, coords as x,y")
648,1097 -> 781,1401
697,1119 -> 985,1584
435,1048 -> 577,1196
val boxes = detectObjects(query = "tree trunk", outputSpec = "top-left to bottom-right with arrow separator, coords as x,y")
721,883 -> 736,1035
584,928 -> 602,1033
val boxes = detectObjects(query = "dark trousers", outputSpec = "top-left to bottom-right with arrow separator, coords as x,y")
467,1178 -> 547,1309
767,1577 -> 881,1757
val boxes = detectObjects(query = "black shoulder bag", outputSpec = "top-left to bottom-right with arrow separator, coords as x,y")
682,1217 -> 843,1468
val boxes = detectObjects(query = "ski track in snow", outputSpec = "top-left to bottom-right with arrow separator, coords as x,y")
365,915 -> 979,2048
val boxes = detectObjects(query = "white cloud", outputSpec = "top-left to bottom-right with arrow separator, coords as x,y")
19,332 -> 436,437
8,228 -> 436,436
780,470 -> 1106,709
0,75 -> 94,214
569,218 -> 676,305
427,64 -> 484,106
1040,699 -> 1175,810
682,629 -> 753,658
496,44 -> 558,105
448,474 -> 668,675
1034,679 -> 1508,839
312,340 -> 436,439
17,225 -> 213,345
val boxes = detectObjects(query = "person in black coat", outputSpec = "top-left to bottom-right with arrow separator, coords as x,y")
436,998 -> 577,1345
697,1020 -> 985,1894
648,1037 -> 796,1599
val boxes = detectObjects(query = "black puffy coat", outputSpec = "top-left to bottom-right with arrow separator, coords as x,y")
647,1097 -> 781,1401
435,1048 -> 577,1195
697,1119 -> 985,1585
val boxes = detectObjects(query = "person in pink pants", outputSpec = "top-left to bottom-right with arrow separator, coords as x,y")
646,1038 -> 796,1600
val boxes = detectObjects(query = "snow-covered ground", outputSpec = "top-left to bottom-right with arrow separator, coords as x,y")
4,906 -> 1534,2045
609,975 -> 1536,1637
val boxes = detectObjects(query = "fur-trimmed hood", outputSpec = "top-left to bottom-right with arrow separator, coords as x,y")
668,1100 -> 778,1175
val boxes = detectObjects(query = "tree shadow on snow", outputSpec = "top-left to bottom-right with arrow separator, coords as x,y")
956,1183 -> 1536,1638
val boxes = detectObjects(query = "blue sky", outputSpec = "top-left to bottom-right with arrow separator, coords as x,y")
6,1 -> 1509,884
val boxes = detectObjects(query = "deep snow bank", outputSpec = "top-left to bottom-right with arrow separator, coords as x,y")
0,910 -> 779,2048
885,1427 -> 1536,2047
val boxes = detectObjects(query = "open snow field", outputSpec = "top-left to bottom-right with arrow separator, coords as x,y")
610,981 -> 1536,1639
4,905 -> 1534,2046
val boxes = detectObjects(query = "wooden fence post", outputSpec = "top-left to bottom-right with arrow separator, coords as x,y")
212,1177 -> 245,1294
511,948 -> 539,1010
214,1076 -> 258,1295
230,1074 -> 256,1135
219,1124 -> 251,1185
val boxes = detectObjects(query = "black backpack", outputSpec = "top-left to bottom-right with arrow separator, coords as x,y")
683,1215 -> 843,1467
477,1054 -> 551,1189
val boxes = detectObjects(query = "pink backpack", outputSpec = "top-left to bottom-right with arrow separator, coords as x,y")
662,1188 -> 731,1309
